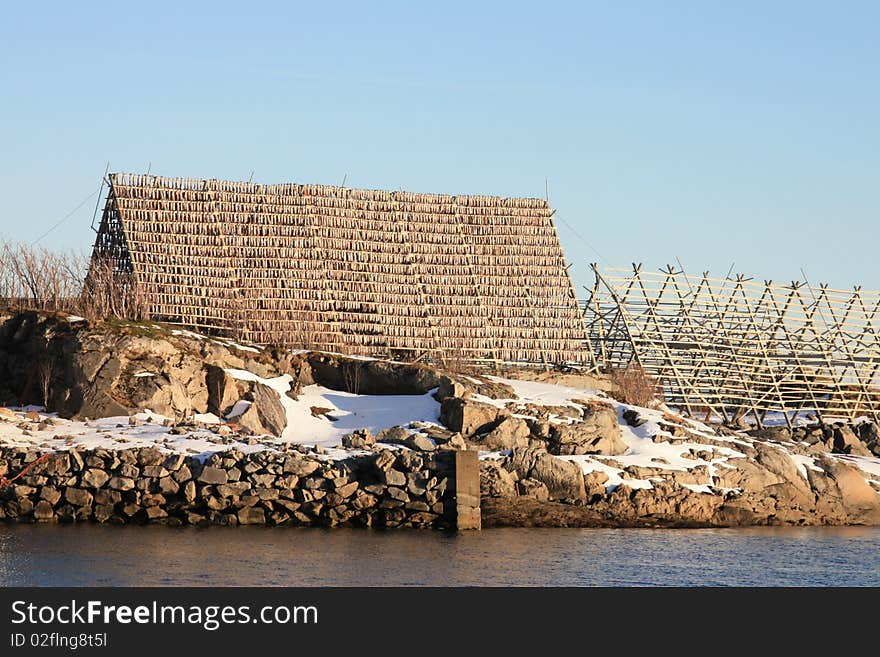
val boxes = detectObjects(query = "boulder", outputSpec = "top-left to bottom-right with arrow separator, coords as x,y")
404,433 -> 436,452
197,467 -> 228,485
517,478 -> 550,501
836,425 -> 872,457
283,456 -> 320,477
713,458 -> 783,493
81,468 -> 110,489
33,500 -> 55,521
375,426 -> 410,444
439,397 -> 500,437
237,507 -> 266,525
583,471 -> 610,497
306,354 -> 440,395
754,443 -> 812,497
477,416 -> 530,450
229,403 -> 266,436
622,409 -> 647,427
434,376 -> 469,402
107,476 -> 135,491
857,422 -> 880,457
822,458 -> 880,518
508,447 -> 586,501
63,487 -> 93,507
381,469 -> 407,487
206,365 -> 239,417
549,402 -> 626,456
480,461 -> 518,498
252,382 -> 287,436
342,429 -> 375,449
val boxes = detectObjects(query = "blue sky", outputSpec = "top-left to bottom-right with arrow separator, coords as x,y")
1,1 -> 877,292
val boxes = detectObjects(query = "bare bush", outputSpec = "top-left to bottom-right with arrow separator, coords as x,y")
607,363 -> 661,408
1,240 -> 147,322
80,255 -> 148,321
343,361 -> 363,395
36,358 -> 53,409
0,241 -> 88,312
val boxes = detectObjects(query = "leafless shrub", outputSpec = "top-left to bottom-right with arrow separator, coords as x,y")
343,361 -> 363,395
79,255 -> 148,321
607,362 -> 661,408
0,240 -> 148,322
36,358 -> 53,409
0,241 -> 88,312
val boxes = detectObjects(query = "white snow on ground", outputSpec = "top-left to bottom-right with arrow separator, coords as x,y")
835,454 -> 880,478
224,369 -> 440,447
217,341 -> 261,354
171,329 -> 205,340
681,483 -> 714,494
193,412 -> 221,424
64,315 -> 85,323
488,376 -> 594,407
789,453 -> 823,479
0,408 -> 263,459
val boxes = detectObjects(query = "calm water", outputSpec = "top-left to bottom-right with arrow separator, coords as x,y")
0,525 -> 878,586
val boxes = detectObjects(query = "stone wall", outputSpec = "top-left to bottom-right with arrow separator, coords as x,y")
0,445 -> 465,529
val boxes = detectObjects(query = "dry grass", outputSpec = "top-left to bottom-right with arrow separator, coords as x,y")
607,362 -> 661,408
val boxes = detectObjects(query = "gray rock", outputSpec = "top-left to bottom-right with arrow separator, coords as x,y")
144,506 -> 168,521
206,365 -> 240,417
435,375 -> 469,402
373,451 -> 396,472
381,469 -> 407,487
622,409 -> 647,427
183,480 -> 197,502
216,482 -> 252,497
252,382 -> 287,437
197,467 -> 228,485
81,468 -> 110,488
549,402 -> 626,456
137,447 -> 165,467
163,454 -> 186,472
404,433 -> 436,452
375,426 -> 410,444
477,416 -> 530,450
39,486 -> 62,505
832,425 -> 872,457
480,461 -> 518,498
33,500 -> 55,521
858,422 -> 880,457
283,456 -> 320,477
508,447 -> 586,501
93,504 -> 115,523
108,476 -> 135,491
158,477 -> 179,495
64,487 -> 93,507
335,481 -> 359,498
517,477 -> 550,501
342,429 -> 375,449
439,397 -> 500,437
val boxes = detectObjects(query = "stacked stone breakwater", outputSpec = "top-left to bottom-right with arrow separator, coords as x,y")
0,445 -> 459,529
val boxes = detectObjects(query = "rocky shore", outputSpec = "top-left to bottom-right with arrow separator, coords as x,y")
2,309 -> 880,530
0,444 -> 455,528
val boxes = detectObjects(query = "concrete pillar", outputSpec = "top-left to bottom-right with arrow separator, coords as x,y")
454,449 -> 481,530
